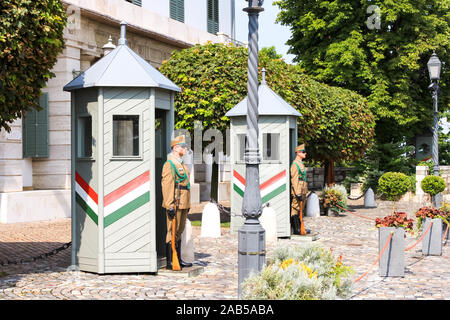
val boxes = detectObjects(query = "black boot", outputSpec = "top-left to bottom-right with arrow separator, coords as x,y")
291,215 -> 301,235
166,242 -> 172,270
176,240 -> 193,268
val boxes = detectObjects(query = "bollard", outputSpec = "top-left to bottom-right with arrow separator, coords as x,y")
364,187 -> 376,208
260,206 -> 277,247
181,219 -> 195,263
306,192 -> 320,217
200,202 -> 221,238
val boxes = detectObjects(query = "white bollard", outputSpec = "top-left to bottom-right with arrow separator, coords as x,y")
200,202 -> 221,238
306,192 -> 320,217
181,218 -> 195,263
260,206 -> 278,246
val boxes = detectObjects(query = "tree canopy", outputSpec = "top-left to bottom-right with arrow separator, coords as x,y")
159,43 -> 375,164
274,0 -> 449,144
0,0 -> 66,131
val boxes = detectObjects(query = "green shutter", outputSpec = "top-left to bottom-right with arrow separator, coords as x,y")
23,92 -> 49,158
170,0 -> 184,22
207,0 -> 219,35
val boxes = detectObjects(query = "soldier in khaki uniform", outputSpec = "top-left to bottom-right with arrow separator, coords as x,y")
290,144 -> 309,235
161,135 -> 192,270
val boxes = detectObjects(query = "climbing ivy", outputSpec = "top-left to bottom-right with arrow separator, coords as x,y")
159,43 -> 375,163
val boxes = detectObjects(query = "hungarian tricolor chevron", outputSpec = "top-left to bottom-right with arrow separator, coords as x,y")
103,171 -> 150,228
233,170 -> 287,204
75,171 -> 150,228
75,172 -> 99,225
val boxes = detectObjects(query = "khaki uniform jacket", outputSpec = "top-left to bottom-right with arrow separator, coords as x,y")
290,159 -> 308,209
161,154 -> 190,210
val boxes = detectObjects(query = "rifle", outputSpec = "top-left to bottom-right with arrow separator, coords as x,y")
171,183 -> 181,271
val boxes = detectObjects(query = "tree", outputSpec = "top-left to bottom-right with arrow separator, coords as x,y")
274,0 -> 449,144
0,0 -> 66,131
159,43 -> 375,186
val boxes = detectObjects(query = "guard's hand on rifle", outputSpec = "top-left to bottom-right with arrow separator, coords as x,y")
167,208 -> 176,219
296,194 -> 303,202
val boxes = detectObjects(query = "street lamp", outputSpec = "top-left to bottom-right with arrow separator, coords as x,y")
238,0 -> 265,298
427,51 -> 442,207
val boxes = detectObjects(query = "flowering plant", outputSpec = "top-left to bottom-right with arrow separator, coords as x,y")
415,206 -> 450,231
322,188 -> 347,213
375,211 -> 414,234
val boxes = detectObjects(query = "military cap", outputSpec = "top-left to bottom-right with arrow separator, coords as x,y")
295,144 -> 306,153
170,135 -> 187,148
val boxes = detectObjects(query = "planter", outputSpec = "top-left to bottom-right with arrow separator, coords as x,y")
422,218 -> 442,256
327,207 -> 339,217
443,222 -> 449,242
379,227 -> 405,277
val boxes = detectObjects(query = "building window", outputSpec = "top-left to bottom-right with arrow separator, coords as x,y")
237,134 -> 247,162
77,116 -> 92,158
125,0 -> 142,7
113,115 -> 140,157
207,0 -> 219,34
23,92 -> 49,158
170,0 -> 184,23
263,133 -> 280,161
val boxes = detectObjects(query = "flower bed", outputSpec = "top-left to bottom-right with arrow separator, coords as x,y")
241,243 -> 354,300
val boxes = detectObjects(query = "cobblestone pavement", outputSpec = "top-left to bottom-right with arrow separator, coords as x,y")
0,200 -> 448,300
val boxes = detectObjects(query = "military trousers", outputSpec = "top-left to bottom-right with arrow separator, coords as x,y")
165,208 -> 189,243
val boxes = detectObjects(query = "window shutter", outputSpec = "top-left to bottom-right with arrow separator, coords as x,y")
207,0 -> 219,35
23,92 -> 49,158
131,0 -> 142,6
170,0 -> 184,22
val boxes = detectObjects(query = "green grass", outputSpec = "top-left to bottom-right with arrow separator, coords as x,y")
190,220 -> 230,228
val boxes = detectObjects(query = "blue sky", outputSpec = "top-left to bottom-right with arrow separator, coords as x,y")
234,0 -> 296,64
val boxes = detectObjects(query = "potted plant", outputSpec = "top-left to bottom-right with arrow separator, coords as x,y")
374,212 -> 414,277
415,206 -> 448,256
321,187 -> 346,217
420,175 -> 446,208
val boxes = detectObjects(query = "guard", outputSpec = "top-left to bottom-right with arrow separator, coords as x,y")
161,135 -> 193,270
290,144 -> 309,235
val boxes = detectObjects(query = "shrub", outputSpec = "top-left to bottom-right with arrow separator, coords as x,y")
378,172 -> 411,201
421,175 -> 446,197
241,243 -> 354,300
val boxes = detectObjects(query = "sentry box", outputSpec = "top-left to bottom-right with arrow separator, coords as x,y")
64,22 -> 180,274
225,70 -> 301,238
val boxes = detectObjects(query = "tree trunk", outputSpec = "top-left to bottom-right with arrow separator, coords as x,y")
324,159 -> 335,187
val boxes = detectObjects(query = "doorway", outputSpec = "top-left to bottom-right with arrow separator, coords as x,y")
155,109 -> 167,260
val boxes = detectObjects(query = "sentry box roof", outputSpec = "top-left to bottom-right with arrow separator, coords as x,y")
225,69 -> 301,118
64,22 -> 180,93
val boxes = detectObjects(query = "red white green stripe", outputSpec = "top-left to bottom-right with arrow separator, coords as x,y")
233,170 -> 287,204
75,172 -> 99,225
103,171 -> 150,228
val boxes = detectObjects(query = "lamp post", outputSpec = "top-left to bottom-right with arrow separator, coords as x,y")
238,0 -> 265,298
427,51 -> 442,208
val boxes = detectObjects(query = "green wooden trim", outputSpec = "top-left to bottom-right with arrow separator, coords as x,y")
104,192 -> 150,228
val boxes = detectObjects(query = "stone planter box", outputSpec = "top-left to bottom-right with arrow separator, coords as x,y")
443,222 -> 449,241
327,207 -> 339,217
379,227 -> 405,277
422,218 -> 442,256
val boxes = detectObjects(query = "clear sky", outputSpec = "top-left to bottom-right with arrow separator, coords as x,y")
234,0 -> 296,65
